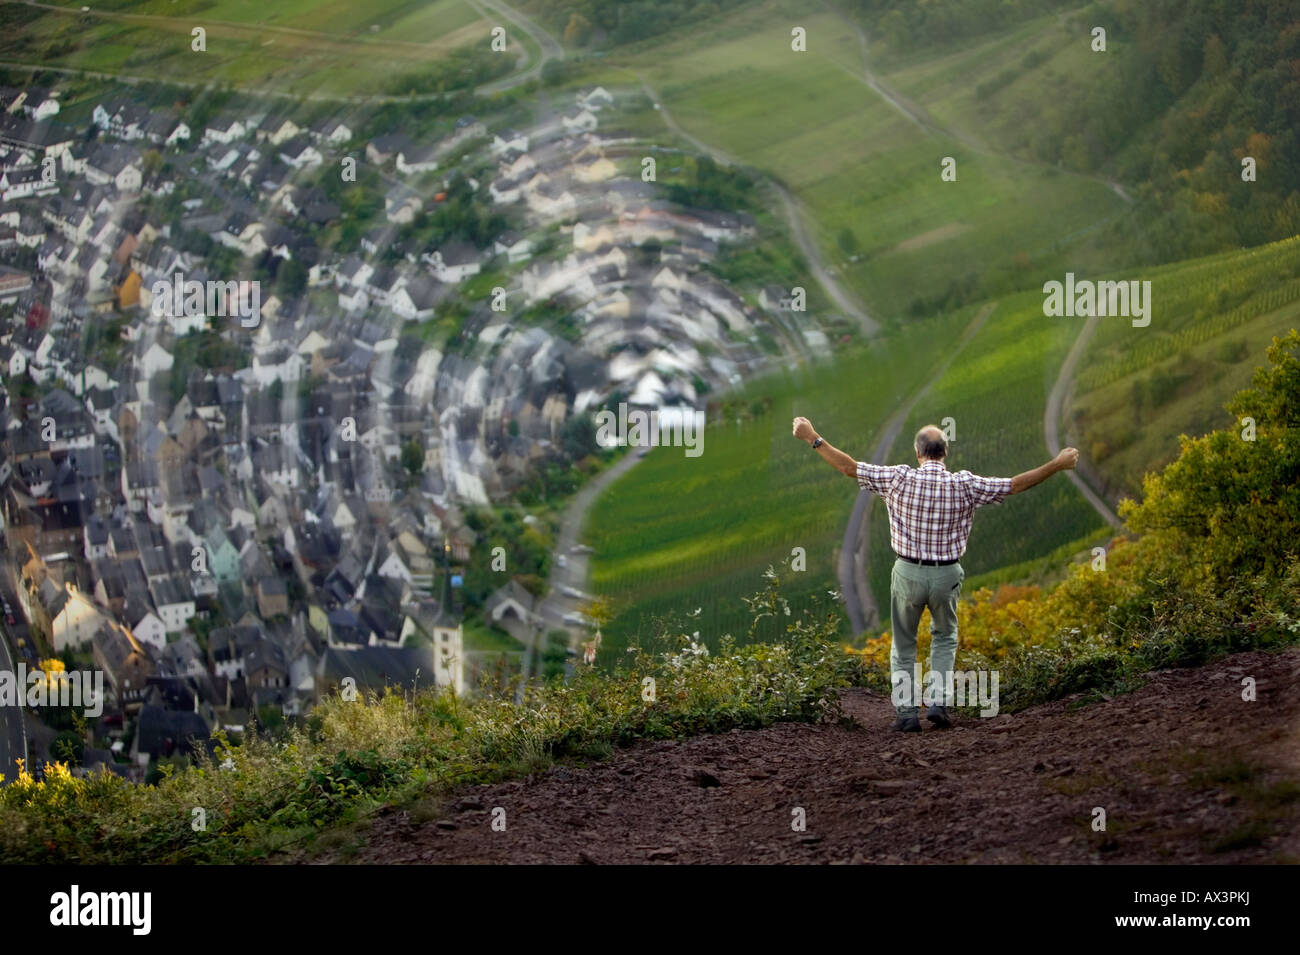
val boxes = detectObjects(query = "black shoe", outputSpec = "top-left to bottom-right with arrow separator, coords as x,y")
926,705 -> 953,729
892,715 -> 922,733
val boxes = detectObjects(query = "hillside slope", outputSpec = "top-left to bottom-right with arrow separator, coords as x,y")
315,647 -> 1300,864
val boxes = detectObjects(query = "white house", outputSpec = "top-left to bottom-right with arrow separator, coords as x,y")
84,146 -> 143,192
493,231 -> 533,264
561,108 -> 599,133
129,610 -> 167,653
424,243 -> 481,284
150,579 -> 196,634
384,185 -> 422,224
577,86 -> 614,111
16,88 -> 60,120
165,121 -> 192,147
138,342 -> 175,379
203,117 -> 247,145
278,137 -> 322,169
396,145 -> 438,175
310,118 -> 353,145
390,275 -> 442,321
249,348 -> 305,387
0,166 -> 58,203
488,173 -> 525,205
491,129 -> 529,156
50,585 -> 110,653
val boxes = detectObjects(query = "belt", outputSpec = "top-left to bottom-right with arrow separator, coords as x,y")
896,554 -> 959,566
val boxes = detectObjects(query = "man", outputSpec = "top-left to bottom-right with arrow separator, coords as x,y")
791,416 -> 1079,732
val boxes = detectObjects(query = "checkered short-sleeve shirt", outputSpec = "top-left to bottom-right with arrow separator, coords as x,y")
856,460 -> 1012,562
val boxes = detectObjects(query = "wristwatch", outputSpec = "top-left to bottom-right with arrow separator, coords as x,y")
811,437 -> 823,449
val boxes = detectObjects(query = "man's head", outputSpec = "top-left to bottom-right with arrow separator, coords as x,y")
914,425 -> 947,464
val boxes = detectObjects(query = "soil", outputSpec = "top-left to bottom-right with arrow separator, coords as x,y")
313,647 -> 1300,864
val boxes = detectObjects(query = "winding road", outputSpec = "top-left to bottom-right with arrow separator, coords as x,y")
1044,315 -> 1122,528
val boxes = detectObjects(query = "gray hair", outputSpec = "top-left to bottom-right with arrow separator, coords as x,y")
914,427 -> 947,461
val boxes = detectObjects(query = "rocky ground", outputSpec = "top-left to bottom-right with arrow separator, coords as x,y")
312,647 -> 1300,864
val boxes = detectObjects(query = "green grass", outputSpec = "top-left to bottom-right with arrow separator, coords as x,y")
461,619 -> 525,654
2,0 -> 503,96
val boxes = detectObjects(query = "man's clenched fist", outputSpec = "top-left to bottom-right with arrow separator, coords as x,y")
1055,447 -> 1079,470
792,416 -> 817,443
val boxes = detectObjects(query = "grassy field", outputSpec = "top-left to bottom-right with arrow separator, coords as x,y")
1,0 -> 511,96
879,5 -> 1104,161
608,0 -> 1134,323
41,0 -> 488,37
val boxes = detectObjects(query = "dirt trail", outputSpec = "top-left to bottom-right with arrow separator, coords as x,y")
316,647 -> 1300,864
1045,314 -> 1122,528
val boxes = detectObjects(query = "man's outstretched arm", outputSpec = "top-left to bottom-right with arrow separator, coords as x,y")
791,416 -> 857,477
1009,448 -> 1079,493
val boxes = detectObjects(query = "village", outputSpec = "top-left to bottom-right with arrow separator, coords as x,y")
0,80 -> 831,782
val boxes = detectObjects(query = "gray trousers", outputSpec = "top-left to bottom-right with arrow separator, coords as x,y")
889,557 -> 964,716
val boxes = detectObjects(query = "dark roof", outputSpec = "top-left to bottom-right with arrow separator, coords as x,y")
134,704 -> 212,758
318,646 -> 439,692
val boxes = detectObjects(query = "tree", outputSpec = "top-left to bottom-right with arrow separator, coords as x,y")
51,731 -> 84,766
1202,34 -> 1228,78
563,12 -> 592,47
1121,330 -> 1300,587
275,257 -> 307,298
401,440 -> 425,476
836,227 -> 859,255
560,414 -> 598,461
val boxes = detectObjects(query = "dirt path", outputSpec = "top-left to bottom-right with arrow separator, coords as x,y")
838,301 -> 997,632
469,0 -> 564,95
314,646 -> 1300,864
522,445 -> 646,693
1045,314 -> 1122,527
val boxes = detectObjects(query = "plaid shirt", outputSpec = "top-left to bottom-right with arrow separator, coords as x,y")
856,460 -> 1012,562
